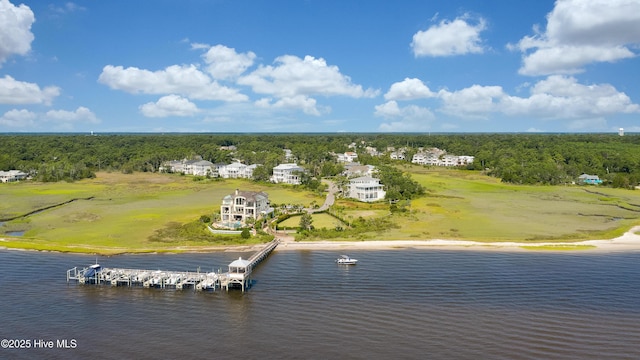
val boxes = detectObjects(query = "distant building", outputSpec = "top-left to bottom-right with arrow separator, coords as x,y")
162,159 -> 260,179
364,146 -> 380,156
578,174 -> 603,185
271,163 -> 304,185
390,151 -> 405,160
161,159 -> 212,175
348,176 -> 386,202
619,128 -> 625,136
0,170 -> 28,183
219,162 -> 248,179
283,149 -> 296,162
343,163 -> 376,178
337,152 -> 358,163
411,147 -> 473,167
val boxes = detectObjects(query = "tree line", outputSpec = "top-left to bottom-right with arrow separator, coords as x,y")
1,133 -> 639,188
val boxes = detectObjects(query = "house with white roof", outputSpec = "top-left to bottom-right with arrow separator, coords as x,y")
578,173 -> 603,185
410,147 -> 474,167
219,162 -> 247,178
271,163 -> 304,185
390,151 -> 405,160
343,163 -> 376,178
0,170 -> 28,183
283,149 -> 296,162
348,176 -> 386,202
186,160 -> 214,176
161,158 -> 213,176
337,152 -> 358,163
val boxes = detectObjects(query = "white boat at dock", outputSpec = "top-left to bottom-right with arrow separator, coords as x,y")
336,255 -> 358,265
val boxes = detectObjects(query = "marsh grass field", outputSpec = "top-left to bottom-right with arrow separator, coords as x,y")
0,172 -> 323,254
1,168 -> 640,254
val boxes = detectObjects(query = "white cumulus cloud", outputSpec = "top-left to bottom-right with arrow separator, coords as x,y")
139,95 -> 200,117
255,95 -> 324,116
376,75 -> 639,130
98,64 -> 248,101
239,55 -> 378,99
0,0 -> 35,66
237,54 -> 378,116
513,0 -> 640,75
384,78 -> 436,101
439,85 -> 505,119
45,106 -> 100,124
411,15 -> 487,57
0,75 -> 60,105
501,75 -> 640,119
0,108 -> 36,127
374,100 -> 436,131
200,44 -> 256,80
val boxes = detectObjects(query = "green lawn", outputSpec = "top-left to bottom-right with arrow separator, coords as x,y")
279,213 -> 344,230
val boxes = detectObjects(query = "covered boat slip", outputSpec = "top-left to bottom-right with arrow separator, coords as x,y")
66,239 -> 280,292
67,266 -> 221,291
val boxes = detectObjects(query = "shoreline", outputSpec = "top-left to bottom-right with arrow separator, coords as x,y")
2,226 -> 640,255
275,226 -> 640,253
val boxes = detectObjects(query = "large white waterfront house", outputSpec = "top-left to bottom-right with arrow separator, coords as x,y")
162,159 -> 260,179
348,176 -> 386,202
411,148 -> 474,167
0,170 -> 28,183
217,162 -> 261,179
162,159 -> 214,176
220,189 -> 271,224
270,163 -> 304,185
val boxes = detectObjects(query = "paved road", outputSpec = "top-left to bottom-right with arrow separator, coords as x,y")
266,179 -> 339,243
311,180 -> 338,213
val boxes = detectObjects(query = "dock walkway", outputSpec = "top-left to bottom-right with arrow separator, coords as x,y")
67,239 -> 280,292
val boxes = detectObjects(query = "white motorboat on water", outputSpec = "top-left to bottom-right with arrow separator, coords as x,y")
336,255 -> 358,265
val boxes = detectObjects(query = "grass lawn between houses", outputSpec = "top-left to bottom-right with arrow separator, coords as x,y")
1,168 -> 640,254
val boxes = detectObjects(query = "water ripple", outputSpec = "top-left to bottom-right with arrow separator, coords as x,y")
0,249 -> 639,359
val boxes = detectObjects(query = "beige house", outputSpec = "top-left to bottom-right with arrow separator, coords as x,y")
220,189 -> 270,224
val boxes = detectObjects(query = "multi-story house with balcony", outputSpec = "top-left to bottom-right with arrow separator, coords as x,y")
220,189 -> 270,224
270,163 -> 304,185
348,176 -> 386,202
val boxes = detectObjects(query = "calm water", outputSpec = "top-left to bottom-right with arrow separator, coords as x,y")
0,249 -> 639,359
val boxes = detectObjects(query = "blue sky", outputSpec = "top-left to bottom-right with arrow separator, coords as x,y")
1,0 -> 639,133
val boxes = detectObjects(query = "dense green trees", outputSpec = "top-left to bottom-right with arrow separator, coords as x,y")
1,133 -> 639,188
375,164 -> 425,200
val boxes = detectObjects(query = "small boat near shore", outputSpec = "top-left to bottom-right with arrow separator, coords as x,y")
336,255 -> 358,265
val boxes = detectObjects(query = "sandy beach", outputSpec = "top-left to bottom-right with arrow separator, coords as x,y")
273,226 -> 640,253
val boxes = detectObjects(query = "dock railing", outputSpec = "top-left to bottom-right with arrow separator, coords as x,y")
67,239 -> 280,292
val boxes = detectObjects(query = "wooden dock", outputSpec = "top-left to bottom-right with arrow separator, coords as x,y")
67,239 -> 280,292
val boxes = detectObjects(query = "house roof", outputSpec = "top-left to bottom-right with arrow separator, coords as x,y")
579,173 -> 600,180
350,176 -> 381,183
192,160 -> 213,166
225,162 -> 247,169
225,190 -> 269,202
228,257 -> 251,268
273,163 -> 303,171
